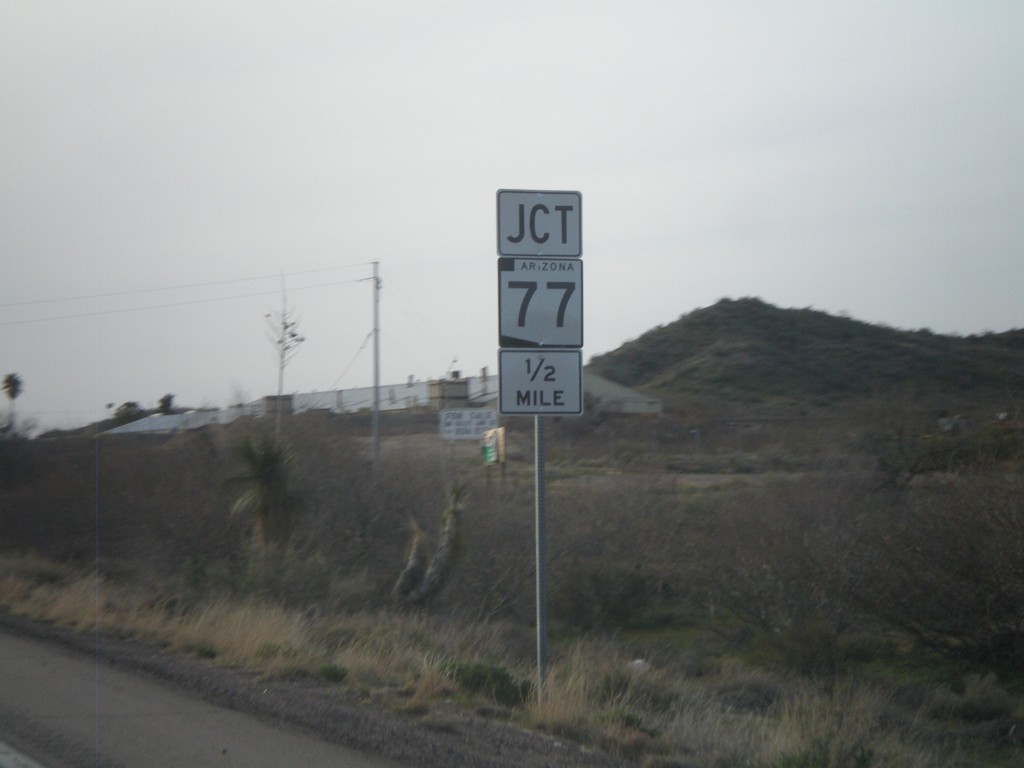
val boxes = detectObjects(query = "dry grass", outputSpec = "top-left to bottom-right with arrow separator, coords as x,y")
0,558 -> 527,690
526,651 -> 596,742
1,418 -> 1022,768
525,641 -> 771,761
519,637 -> 996,767
399,657 -> 457,712
165,598 -> 315,669
0,553 -> 1019,766
0,558 -> 342,676
4,571 -> 105,631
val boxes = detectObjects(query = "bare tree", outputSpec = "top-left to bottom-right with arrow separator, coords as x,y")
266,281 -> 304,436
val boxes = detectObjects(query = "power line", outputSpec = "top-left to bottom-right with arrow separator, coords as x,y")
328,330 -> 375,390
387,276 -> 456,362
0,278 -> 365,327
0,263 -> 376,310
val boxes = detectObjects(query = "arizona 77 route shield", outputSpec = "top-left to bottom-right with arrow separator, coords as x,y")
498,257 -> 583,348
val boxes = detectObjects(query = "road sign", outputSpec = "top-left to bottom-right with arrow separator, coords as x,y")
498,257 -> 583,348
440,408 -> 499,440
497,190 -> 581,257
499,350 -> 582,415
481,427 -> 506,464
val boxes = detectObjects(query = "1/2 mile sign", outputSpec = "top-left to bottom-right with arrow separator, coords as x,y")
499,350 -> 582,415
497,190 -> 581,257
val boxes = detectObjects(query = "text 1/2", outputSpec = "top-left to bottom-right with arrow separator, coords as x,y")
525,357 -> 556,383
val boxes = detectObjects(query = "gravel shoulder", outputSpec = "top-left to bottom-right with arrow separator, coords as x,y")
0,611 -> 630,768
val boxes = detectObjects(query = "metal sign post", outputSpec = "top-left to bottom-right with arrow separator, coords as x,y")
534,414 -> 548,695
496,188 -> 582,702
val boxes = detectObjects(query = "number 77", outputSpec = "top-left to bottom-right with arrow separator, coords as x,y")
509,281 -> 576,327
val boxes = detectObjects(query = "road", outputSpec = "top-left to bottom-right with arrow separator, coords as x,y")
0,628 -> 402,768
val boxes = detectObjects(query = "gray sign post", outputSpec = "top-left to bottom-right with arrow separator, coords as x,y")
496,189 -> 582,701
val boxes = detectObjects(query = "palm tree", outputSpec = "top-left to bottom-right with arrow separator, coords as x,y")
229,435 -> 302,549
158,393 -> 175,415
3,373 -> 22,431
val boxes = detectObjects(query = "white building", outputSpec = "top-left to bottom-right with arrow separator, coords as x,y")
290,368 -> 498,415
100,368 -> 658,435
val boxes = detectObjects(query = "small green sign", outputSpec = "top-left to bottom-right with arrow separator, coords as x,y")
482,442 -> 497,464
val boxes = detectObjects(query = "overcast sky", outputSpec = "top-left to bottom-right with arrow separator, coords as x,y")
2,1 -> 1022,430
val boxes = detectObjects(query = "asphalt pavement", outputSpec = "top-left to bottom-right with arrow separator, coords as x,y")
0,628 -> 402,768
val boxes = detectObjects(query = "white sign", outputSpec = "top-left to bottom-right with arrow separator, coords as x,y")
498,257 -> 583,348
440,408 -> 499,440
497,190 -> 581,257
499,350 -> 582,415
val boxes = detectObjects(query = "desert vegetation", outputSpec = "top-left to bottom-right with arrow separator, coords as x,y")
2,301 -> 1022,766
1,399 -> 1022,767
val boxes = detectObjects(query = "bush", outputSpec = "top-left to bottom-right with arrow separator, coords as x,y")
442,660 -> 530,707
855,475 -> 1024,667
692,476 -> 869,647
0,433 -> 32,489
551,560 -> 651,631
770,739 -> 875,768
317,663 -> 348,683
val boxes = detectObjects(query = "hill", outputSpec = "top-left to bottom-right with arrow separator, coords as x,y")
588,298 -> 1024,409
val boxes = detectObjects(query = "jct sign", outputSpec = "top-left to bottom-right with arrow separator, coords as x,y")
496,190 -> 581,257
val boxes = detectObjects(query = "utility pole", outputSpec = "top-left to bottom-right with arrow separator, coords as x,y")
372,261 -> 381,464
267,278 -> 305,437
357,262 -> 382,464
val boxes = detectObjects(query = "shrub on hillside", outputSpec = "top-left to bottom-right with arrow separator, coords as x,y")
855,475 -> 1024,667
691,467 -> 1024,670
0,432 -> 32,489
693,476 -> 869,644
